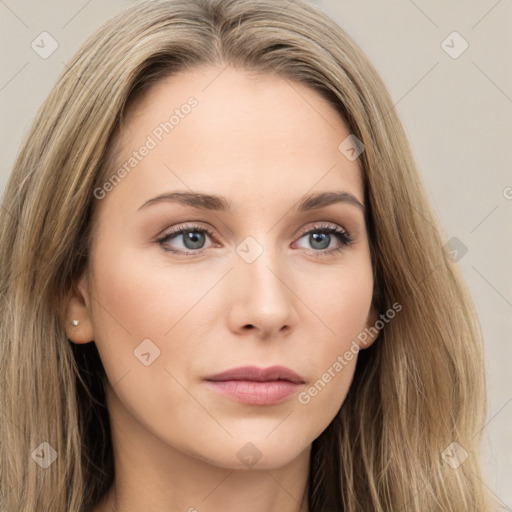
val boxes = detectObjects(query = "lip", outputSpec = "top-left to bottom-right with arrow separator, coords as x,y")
204,365 -> 305,384
204,365 -> 305,406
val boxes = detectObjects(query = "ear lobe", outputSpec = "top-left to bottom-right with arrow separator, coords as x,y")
61,271 -> 94,344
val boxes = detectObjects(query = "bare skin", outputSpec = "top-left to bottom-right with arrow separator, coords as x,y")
64,64 -> 378,512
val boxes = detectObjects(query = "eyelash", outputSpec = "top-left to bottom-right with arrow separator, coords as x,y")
156,222 -> 353,257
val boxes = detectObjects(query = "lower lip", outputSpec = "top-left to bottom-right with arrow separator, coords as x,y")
205,380 -> 302,405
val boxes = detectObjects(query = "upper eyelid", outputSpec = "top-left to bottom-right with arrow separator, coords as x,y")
297,222 -> 348,235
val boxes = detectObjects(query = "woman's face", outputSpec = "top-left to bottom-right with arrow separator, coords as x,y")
67,65 -> 377,469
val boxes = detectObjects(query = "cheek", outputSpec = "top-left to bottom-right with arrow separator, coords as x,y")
303,251 -> 374,341
87,245 -> 211,430
86,243 -> 194,384
295,258 -> 373,415
90,242 -> 211,342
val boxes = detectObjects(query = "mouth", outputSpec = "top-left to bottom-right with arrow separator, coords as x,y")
203,365 -> 305,406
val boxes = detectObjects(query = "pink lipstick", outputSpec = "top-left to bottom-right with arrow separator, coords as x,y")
204,365 -> 305,405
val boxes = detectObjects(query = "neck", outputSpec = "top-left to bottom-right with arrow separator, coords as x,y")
96,452 -> 310,512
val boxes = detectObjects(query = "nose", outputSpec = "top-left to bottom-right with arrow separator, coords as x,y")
227,245 -> 298,339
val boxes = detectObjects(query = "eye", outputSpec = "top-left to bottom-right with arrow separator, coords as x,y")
293,222 -> 353,256
156,222 -> 353,256
156,224 -> 214,254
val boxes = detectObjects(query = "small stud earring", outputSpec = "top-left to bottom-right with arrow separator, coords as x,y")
71,320 -> 80,327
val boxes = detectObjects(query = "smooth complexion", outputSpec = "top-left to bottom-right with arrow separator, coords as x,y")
63,65 -> 378,512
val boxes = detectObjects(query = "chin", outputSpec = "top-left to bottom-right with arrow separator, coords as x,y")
188,434 -> 311,471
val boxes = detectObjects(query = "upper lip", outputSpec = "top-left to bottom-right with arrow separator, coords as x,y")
204,365 -> 305,384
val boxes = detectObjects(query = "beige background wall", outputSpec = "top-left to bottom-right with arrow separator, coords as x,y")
1,0 -> 510,506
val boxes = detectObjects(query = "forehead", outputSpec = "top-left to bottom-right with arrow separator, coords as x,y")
98,65 -> 364,217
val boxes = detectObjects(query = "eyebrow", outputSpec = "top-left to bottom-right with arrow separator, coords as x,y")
137,190 -> 365,212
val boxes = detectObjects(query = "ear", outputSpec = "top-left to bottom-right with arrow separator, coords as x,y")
358,304 -> 380,350
61,270 -> 95,344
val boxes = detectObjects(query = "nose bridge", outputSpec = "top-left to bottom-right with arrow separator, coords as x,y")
230,231 -> 297,336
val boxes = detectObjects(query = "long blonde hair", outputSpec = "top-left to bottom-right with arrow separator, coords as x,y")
0,0 -> 495,510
